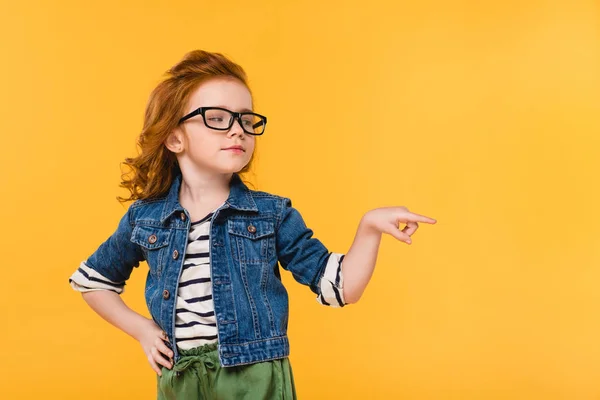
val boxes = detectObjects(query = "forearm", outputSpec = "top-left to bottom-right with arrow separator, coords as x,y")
341,217 -> 383,304
81,290 -> 150,341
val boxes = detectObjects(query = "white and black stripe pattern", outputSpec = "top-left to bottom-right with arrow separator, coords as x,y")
317,253 -> 346,307
174,212 -> 220,349
69,262 -> 125,294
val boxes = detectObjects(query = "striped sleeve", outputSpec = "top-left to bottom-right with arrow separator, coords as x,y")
69,261 -> 125,294
317,253 -> 346,307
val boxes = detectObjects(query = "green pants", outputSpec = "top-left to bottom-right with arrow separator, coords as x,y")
157,343 -> 297,399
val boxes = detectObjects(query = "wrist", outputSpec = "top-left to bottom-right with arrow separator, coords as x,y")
359,213 -> 381,236
129,314 -> 152,341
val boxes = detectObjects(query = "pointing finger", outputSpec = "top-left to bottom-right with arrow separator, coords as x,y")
400,212 -> 436,225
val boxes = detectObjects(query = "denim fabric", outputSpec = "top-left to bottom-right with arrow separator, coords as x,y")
83,173 -> 338,366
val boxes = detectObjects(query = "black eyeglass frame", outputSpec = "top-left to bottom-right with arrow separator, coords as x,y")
178,107 -> 267,136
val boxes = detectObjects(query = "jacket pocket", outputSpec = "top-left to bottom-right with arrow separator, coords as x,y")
131,225 -> 172,277
227,218 -> 275,264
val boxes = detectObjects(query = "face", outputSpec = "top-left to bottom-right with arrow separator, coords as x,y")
168,77 -> 256,176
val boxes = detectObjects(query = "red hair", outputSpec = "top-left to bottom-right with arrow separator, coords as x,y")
119,50 -> 253,202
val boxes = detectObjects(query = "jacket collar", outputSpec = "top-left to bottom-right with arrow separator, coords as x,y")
160,173 -> 258,223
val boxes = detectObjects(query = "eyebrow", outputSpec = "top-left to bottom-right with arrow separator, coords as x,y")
211,105 -> 254,113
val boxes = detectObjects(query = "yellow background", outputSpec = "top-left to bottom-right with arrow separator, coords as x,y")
1,0 -> 599,398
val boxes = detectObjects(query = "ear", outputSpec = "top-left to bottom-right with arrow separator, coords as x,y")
165,128 -> 185,153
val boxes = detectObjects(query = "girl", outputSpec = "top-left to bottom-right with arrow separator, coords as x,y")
69,50 -> 436,399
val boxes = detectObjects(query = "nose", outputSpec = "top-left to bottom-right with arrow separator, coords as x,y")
227,117 -> 245,138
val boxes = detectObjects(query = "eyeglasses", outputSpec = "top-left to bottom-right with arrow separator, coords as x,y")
178,107 -> 267,136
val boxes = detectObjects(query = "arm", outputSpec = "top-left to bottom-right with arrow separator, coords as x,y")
81,290 -> 173,375
69,206 -> 173,375
81,290 -> 148,339
342,206 -> 437,304
341,219 -> 383,304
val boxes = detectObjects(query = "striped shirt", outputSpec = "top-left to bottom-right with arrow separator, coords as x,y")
174,212 -> 218,349
70,214 -> 346,350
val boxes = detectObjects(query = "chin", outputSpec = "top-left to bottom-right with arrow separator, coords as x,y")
216,163 -> 250,175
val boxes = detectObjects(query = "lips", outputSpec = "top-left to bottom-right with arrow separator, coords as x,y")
223,145 -> 245,151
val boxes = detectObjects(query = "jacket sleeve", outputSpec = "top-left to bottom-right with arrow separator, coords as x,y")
69,205 -> 144,294
275,198 -> 346,307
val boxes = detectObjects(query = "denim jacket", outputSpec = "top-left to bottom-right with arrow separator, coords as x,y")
70,173 -> 345,366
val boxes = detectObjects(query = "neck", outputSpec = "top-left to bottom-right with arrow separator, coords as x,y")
179,170 -> 233,206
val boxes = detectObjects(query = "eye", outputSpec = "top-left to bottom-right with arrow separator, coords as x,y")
204,109 -> 230,124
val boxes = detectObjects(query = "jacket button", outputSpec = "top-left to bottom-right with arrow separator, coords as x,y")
172,250 -> 179,260
163,290 -> 170,300
180,212 -> 186,221
247,224 -> 257,233
148,234 -> 157,244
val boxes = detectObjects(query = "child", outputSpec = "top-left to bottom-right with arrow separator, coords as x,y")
69,50 -> 436,399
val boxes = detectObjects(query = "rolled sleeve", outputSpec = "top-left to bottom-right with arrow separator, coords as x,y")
317,253 -> 346,307
69,261 -> 125,294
